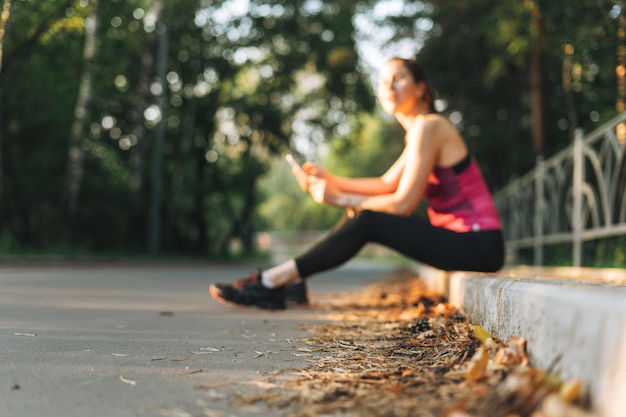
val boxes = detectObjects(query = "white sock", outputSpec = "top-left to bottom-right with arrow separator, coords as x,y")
261,272 -> 277,289
260,260 -> 300,288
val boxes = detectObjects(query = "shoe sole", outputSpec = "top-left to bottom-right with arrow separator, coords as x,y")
208,284 -> 285,311
209,284 -> 243,308
286,300 -> 310,308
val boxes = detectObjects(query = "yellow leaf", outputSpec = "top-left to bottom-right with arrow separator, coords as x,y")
472,325 -> 493,343
559,379 -> 582,403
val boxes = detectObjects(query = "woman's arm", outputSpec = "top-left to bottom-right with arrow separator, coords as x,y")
322,153 -> 406,196
312,116 -> 445,216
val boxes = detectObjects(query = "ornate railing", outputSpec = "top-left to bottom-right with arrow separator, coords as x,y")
494,111 -> 626,266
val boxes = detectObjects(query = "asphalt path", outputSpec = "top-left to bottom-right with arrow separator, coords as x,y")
0,261 -> 396,417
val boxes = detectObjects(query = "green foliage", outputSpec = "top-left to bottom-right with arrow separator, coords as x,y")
258,111 -> 404,232
0,0 -> 625,261
521,237 -> 626,268
0,0 -> 371,256
588,235 -> 626,268
258,153 -> 343,232
325,111 -> 404,177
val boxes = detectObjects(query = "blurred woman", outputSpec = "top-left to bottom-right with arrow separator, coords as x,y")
210,57 -> 504,310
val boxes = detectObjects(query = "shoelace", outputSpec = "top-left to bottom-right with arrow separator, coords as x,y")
232,272 -> 258,289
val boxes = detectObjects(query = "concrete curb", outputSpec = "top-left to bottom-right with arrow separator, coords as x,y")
416,265 -> 626,417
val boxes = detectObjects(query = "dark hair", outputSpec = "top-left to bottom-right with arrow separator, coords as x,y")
390,57 -> 437,114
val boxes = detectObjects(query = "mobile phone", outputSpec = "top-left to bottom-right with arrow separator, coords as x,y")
285,154 -> 305,175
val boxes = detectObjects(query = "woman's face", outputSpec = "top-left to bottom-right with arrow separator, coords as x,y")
376,60 -> 424,116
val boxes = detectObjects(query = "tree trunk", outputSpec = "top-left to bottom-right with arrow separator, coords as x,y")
0,0 -> 30,244
192,141 -> 208,253
616,15 -> 626,146
240,174 -> 257,253
529,1 -> 545,156
617,15 -> 626,118
562,44 -> 578,141
149,1 -> 167,253
65,0 -> 102,236
0,0 -> 12,200
128,26 -> 158,250
231,150 -> 258,255
0,0 -> 11,74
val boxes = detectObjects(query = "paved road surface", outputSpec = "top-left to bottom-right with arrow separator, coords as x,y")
0,261 -> 396,417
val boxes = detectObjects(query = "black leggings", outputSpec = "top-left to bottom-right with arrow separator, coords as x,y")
294,210 -> 505,278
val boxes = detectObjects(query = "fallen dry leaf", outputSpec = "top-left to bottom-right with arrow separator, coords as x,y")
494,336 -> 528,367
190,347 -> 221,355
472,325 -> 492,344
465,345 -> 490,383
177,369 -> 203,376
539,393 -> 592,417
245,381 -> 280,389
119,375 -> 136,386
193,382 -> 231,390
199,346 -> 221,352
559,379 -> 582,403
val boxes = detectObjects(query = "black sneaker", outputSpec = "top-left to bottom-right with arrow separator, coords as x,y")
209,270 -> 286,310
286,280 -> 309,306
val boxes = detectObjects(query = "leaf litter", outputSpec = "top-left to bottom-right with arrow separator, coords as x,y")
224,268 -> 595,417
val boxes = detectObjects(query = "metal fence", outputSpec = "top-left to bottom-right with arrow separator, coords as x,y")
494,111 -> 626,266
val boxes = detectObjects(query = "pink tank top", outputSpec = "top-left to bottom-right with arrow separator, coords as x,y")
425,155 -> 502,233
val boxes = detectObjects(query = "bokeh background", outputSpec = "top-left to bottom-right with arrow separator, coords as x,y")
0,0 -> 623,262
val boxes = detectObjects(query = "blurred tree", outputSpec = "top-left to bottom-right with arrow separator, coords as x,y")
166,0 -> 374,254
65,0 -> 101,239
0,0 -> 76,247
324,111 -> 404,178
0,0 -> 624,259
0,0 -> 11,73
0,0 -> 12,210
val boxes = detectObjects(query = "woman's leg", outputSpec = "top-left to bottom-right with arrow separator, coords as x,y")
294,210 -> 504,277
259,213 -> 364,288
209,210 -> 504,310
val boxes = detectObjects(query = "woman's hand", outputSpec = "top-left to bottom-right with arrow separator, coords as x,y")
302,162 -> 327,179
288,160 -> 344,206
307,176 -> 340,205
302,163 -> 339,205
291,161 -> 329,193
